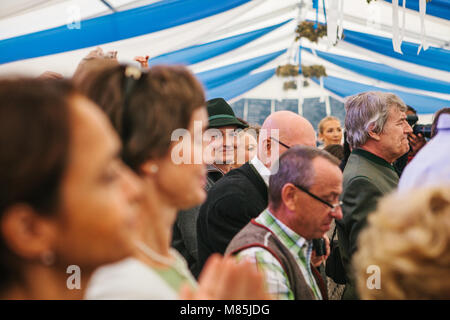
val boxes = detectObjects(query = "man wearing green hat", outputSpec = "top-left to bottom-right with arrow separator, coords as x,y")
172,97 -> 247,278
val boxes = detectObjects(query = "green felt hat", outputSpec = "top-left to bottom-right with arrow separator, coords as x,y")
206,98 -> 248,129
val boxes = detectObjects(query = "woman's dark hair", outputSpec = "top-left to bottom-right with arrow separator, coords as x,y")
324,144 -> 345,161
339,131 -> 351,172
0,78 -> 74,292
79,64 -> 206,172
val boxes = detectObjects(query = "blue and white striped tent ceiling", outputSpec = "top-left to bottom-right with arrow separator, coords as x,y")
0,0 -> 449,125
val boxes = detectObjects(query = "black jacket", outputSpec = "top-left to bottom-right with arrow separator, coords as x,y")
196,162 -> 268,270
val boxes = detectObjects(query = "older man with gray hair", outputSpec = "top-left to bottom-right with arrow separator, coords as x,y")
336,91 -> 412,300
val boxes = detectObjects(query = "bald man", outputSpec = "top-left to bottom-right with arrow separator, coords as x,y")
196,111 -> 316,272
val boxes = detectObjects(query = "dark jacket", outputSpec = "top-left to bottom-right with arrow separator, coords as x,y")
196,162 -> 268,270
337,148 -> 399,299
171,165 -> 224,278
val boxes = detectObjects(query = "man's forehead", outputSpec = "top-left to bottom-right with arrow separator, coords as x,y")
389,105 -> 406,117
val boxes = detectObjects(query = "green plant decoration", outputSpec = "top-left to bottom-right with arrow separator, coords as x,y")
295,21 -> 327,43
276,64 -> 299,77
301,64 -> 327,78
283,80 -> 297,90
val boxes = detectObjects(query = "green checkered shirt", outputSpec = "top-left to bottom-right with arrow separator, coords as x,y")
236,209 -> 322,300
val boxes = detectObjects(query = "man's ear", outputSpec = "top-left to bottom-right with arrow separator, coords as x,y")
367,125 -> 381,141
281,184 -> 298,211
265,138 -> 272,155
257,137 -> 271,167
1,204 -> 58,260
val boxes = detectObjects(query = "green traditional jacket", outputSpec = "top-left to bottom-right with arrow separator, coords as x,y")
337,148 -> 399,300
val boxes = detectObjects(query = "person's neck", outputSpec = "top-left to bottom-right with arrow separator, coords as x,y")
134,180 -> 177,268
359,145 -> 395,164
269,205 -> 311,240
1,264 -> 91,300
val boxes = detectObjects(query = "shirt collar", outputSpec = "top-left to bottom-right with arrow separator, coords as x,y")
353,148 -> 397,172
265,209 -> 309,251
250,156 -> 271,186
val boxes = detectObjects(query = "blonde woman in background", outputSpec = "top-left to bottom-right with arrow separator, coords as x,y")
353,186 -> 450,299
318,116 -> 343,147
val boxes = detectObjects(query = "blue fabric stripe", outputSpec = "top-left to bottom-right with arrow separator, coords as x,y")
197,49 -> 285,90
383,0 -> 450,21
311,75 -> 450,114
303,47 -> 450,94
148,20 -> 290,66
0,0 -> 251,65
206,68 -> 275,101
343,29 -> 450,72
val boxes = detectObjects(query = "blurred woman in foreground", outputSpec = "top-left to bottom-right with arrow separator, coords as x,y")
0,78 -> 142,299
353,186 -> 450,299
80,64 -> 269,299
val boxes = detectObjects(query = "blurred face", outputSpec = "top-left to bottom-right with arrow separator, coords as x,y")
55,95 -> 142,270
154,107 -> 209,210
292,158 -> 343,240
207,125 -> 238,165
378,107 -> 412,163
319,120 -> 342,146
233,131 -> 258,168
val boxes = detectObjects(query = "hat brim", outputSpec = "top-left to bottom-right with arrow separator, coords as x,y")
208,117 -> 248,129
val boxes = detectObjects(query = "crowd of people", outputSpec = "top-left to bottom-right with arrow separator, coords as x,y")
0,48 -> 449,300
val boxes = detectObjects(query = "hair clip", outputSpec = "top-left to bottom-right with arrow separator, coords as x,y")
124,65 -> 142,80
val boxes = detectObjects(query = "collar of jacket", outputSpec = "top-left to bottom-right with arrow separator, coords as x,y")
352,148 -> 397,173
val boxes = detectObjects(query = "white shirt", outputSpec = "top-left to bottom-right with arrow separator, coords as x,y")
398,114 -> 450,192
85,249 -> 195,300
85,258 -> 179,300
250,156 -> 271,186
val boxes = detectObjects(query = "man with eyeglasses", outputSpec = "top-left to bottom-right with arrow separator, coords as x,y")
226,146 -> 343,300
196,110 -> 316,275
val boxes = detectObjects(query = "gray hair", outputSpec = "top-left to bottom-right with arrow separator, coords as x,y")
268,146 -> 340,210
345,91 -> 406,149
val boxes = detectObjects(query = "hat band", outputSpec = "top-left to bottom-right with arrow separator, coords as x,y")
208,114 -> 237,121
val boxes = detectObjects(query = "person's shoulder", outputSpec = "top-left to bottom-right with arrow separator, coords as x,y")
208,165 -> 253,195
344,153 -> 393,183
237,246 -> 282,265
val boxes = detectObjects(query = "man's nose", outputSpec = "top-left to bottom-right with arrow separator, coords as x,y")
405,122 -> 413,134
332,206 -> 343,220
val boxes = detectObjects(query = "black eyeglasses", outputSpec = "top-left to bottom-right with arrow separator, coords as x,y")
271,137 -> 291,149
292,183 -> 342,212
